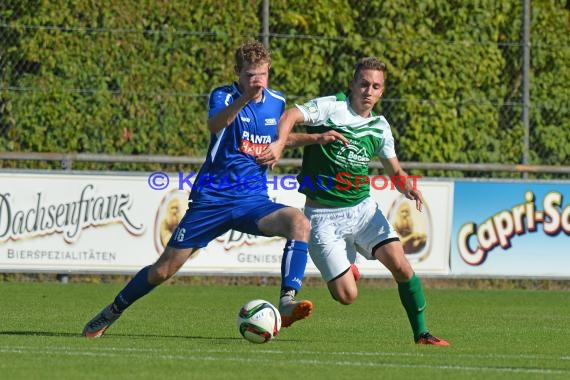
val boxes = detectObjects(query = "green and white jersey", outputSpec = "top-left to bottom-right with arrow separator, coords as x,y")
296,92 -> 396,207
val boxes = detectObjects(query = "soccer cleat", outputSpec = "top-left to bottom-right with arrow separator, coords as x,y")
82,304 -> 122,338
279,298 -> 313,328
415,332 -> 450,346
350,263 -> 361,282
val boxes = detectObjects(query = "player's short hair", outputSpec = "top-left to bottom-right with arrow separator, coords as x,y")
235,41 -> 272,71
353,57 -> 386,80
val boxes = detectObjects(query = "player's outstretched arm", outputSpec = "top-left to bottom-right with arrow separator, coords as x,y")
207,85 -> 263,134
380,157 -> 423,212
287,130 -> 348,148
257,107 -> 304,168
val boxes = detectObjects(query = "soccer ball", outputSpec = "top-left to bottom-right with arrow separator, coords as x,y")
236,299 -> 281,343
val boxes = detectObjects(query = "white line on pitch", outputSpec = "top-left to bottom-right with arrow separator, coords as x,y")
0,346 -> 568,375
2,344 -> 566,362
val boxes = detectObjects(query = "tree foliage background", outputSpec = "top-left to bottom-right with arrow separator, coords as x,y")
0,0 -> 568,176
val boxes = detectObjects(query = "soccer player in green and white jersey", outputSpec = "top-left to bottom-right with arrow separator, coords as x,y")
276,57 -> 449,346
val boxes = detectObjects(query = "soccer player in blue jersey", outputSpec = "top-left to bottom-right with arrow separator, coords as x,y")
82,42 -> 312,338
276,57 -> 450,346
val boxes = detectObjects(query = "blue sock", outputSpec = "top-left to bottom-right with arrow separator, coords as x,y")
113,265 -> 157,312
281,240 -> 309,294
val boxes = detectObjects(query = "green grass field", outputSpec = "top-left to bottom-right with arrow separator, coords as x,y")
0,281 -> 569,379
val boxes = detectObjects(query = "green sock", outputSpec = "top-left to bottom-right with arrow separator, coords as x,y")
397,273 -> 428,341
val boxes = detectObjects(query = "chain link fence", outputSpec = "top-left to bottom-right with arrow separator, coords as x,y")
0,1 -> 569,178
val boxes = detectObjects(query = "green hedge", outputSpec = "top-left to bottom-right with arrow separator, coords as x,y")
0,0 -> 569,176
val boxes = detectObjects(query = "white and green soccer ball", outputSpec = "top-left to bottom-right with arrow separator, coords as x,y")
236,299 -> 281,344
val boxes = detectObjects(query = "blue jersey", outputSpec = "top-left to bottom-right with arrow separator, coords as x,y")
190,82 -> 285,202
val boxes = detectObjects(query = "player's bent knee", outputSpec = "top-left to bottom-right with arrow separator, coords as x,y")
148,267 -> 170,284
337,293 -> 357,305
290,213 -> 310,240
295,212 -> 310,229
149,263 -> 179,284
331,287 -> 358,305
390,263 -> 414,282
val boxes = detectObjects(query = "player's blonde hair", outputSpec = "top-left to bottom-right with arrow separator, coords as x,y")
235,41 -> 272,71
353,57 -> 386,80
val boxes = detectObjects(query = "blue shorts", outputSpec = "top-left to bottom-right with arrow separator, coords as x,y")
167,197 -> 288,249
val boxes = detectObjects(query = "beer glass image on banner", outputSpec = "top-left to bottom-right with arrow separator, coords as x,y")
388,194 -> 431,263
153,189 -> 188,254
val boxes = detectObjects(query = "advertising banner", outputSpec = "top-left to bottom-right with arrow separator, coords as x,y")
450,181 -> 570,277
0,172 -> 452,276
366,179 -> 453,276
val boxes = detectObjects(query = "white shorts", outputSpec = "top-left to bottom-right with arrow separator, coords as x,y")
304,197 -> 399,281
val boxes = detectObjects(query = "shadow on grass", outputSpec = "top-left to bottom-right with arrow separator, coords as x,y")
0,330 -> 247,341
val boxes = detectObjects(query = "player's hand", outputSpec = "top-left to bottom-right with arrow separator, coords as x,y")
316,131 -> 349,146
404,188 -> 423,212
242,84 -> 264,102
257,141 -> 285,169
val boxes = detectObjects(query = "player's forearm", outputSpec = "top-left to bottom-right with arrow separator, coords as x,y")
381,158 -> 419,194
274,116 -> 296,149
395,171 -> 422,195
207,96 -> 249,134
277,108 -> 307,148
286,133 -> 320,148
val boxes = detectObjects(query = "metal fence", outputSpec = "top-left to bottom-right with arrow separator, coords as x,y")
0,1 -> 569,178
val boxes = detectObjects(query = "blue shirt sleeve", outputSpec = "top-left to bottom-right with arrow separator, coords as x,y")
208,86 -> 234,119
